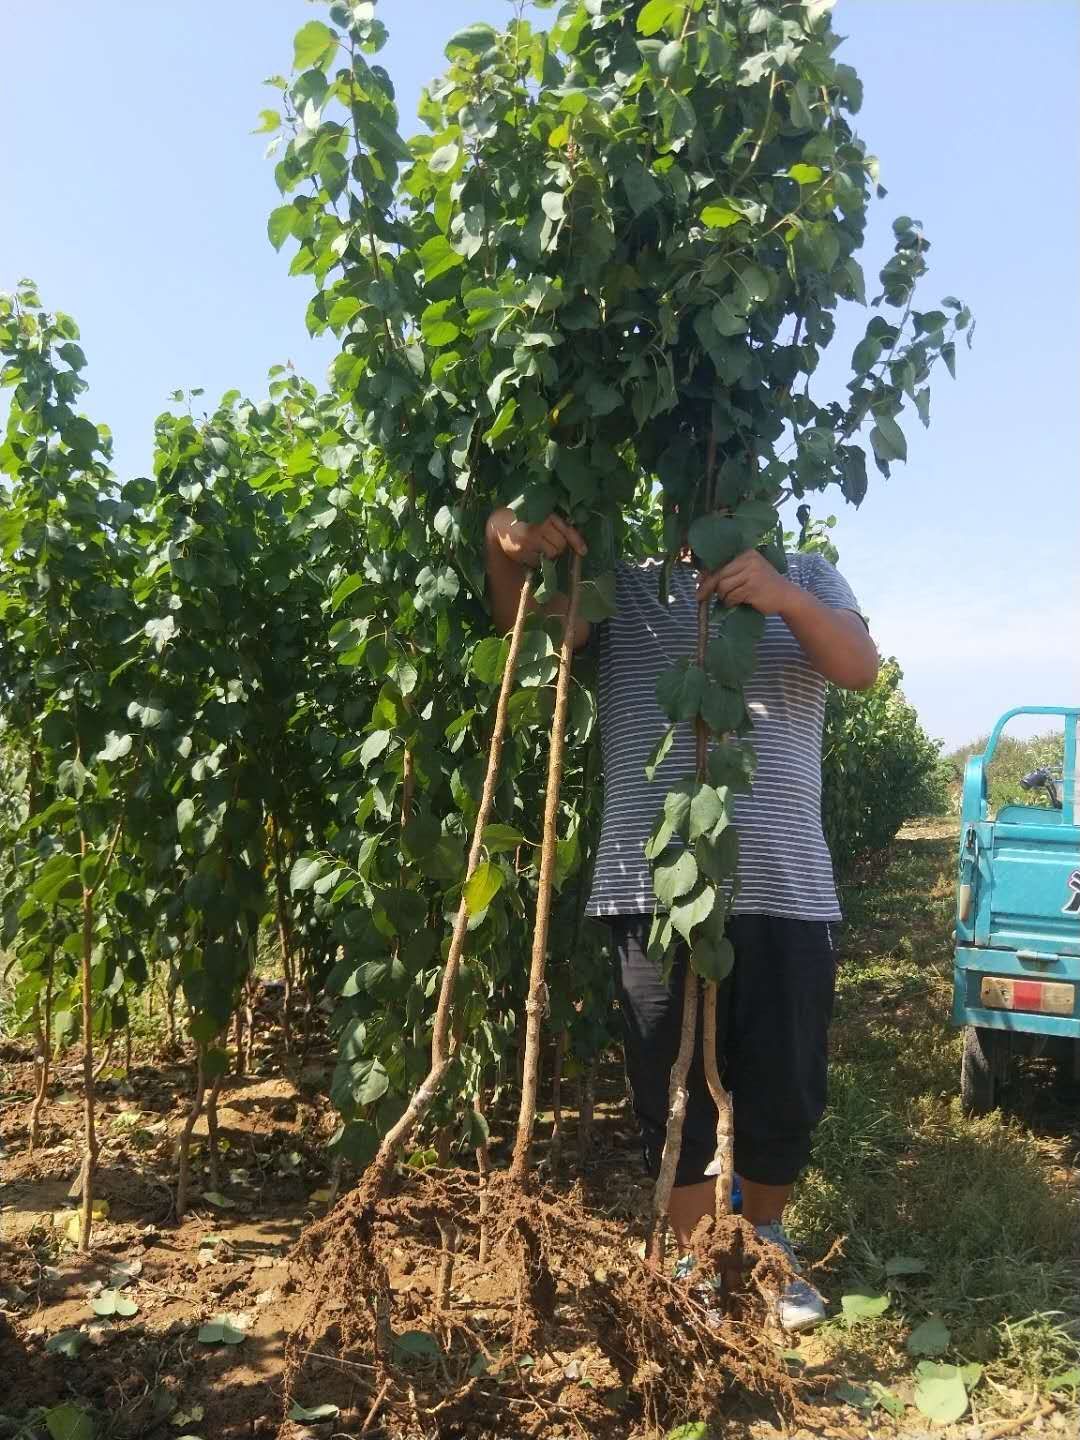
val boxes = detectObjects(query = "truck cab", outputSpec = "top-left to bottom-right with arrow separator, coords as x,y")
953,706 -> 1080,1112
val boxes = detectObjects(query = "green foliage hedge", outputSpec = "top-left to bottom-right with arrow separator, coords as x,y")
945,730 -> 1066,815
822,659 -> 947,872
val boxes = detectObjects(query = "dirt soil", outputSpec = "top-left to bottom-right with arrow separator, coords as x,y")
0,1033 -> 843,1440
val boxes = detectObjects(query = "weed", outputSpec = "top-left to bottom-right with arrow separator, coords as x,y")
788,821 -> 1080,1400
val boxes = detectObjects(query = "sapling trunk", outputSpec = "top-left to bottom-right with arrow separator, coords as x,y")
647,595 -> 714,1263
205,1069 -> 225,1192
510,552 -> 583,1185
124,1019 -> 133,1076
435,1218 -> 459,1312
242,964 -> 255,1074
365,574 -> 534,1197
474,1090 -> 492,1264
175,1045 -> 207,1220
233,1005 -> 245,1078
272,816 -> 295,1055
577,1056 -> 597,1168
550,1029 -> 566,1167
92,1032 -> 115,1082
701,982 -> 733,1217
648,963 -> 699,1265
692,590 -> 735,1219
166,967 -> 179,1053
77,853 -> 99,1251
28,967 -> 52,1153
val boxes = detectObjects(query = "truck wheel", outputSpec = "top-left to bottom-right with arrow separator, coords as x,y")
961,1026 -> 1005,1115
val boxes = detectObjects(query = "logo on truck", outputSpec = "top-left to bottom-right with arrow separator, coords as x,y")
1064,871 -> 1080,916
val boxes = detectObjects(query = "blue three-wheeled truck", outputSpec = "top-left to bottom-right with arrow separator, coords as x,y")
953,706 -> 1080,1112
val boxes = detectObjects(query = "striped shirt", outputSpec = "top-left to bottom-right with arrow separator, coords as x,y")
584,553 -> 862,922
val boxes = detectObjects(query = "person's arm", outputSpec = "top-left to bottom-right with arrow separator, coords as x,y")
696,550 -> 879,691
484,507 -> 592,651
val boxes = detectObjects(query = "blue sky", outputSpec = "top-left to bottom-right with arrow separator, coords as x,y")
2,1 -> 1077,748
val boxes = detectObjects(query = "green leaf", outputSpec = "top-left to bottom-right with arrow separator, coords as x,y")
293,20 -> 337,70
290,856 -> 323,892
885,1254 -> 929,1276
870,414 -> 906,463
445,23 -> 497,56
421,301 -> 460,347
655,661 -> 706,722
197,1316 -> 247,1345
356,1059 -> 389,1105
688,514 -> 743,570
287,1403 -> 340,1422
840,1291 -> 890,1323
419,235 -> 463,284
654,850 -> 698,906
1047,1369 -> 1080,1393
472,636 -> 509,685
45,1330 -> 86,1359
541,190 -> 565,222
97,731 -> 132,763
637,0 -> 677,36
700,683 -> 745,736
688,784 -> 725,840
705,608 -> 762,685
851,335 -> 882,374
252,108 -> 281,134
482,824 -> 526,854
428,143 -> 460,175
44,1405 -> 93,1440
732,265 -> 771,309
484,398 -> 517,445
464,861 -> 503,916
669,881 -> 717,942
913,1363 -> 970,1424
644,726 -> 676,781
692,933 -> 734,983
870,1383 -> 905,1420
330,573 -> 363,612
267,205 -> 296,252
788,163 -> 823,184
906,1314 -> 951,1357
644,817 -> 675,862
176,798 -> 195,834
665,1426 -> 711,1440
393,1329 -> 441,1362
701,204 -> 741,229
658,39 -> 684,74
90,1289 -> 138,1317
622,162 -> 661,215
359,729 -> 391,767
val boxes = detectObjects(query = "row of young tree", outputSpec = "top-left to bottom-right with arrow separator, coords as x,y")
1,0 -> 963,1249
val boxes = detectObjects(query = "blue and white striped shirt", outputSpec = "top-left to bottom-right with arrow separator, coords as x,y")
584,553 -> 862,922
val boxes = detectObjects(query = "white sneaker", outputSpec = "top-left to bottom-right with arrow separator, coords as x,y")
753,1222 -> 827,1332
672,1253 -> 724,1325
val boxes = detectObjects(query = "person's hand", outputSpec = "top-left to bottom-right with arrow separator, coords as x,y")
696,549 -> 795,615
486,508 -> 587,569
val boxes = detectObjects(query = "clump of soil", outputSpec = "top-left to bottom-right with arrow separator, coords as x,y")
284,1167 -> 803,1439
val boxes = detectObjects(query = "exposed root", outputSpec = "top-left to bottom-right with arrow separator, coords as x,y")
282,1167 -> 805,1438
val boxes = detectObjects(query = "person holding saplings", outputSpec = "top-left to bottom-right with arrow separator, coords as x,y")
485,506 -> 878,1331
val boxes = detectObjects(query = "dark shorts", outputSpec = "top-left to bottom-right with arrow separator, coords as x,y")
609,914 -> 837,1188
